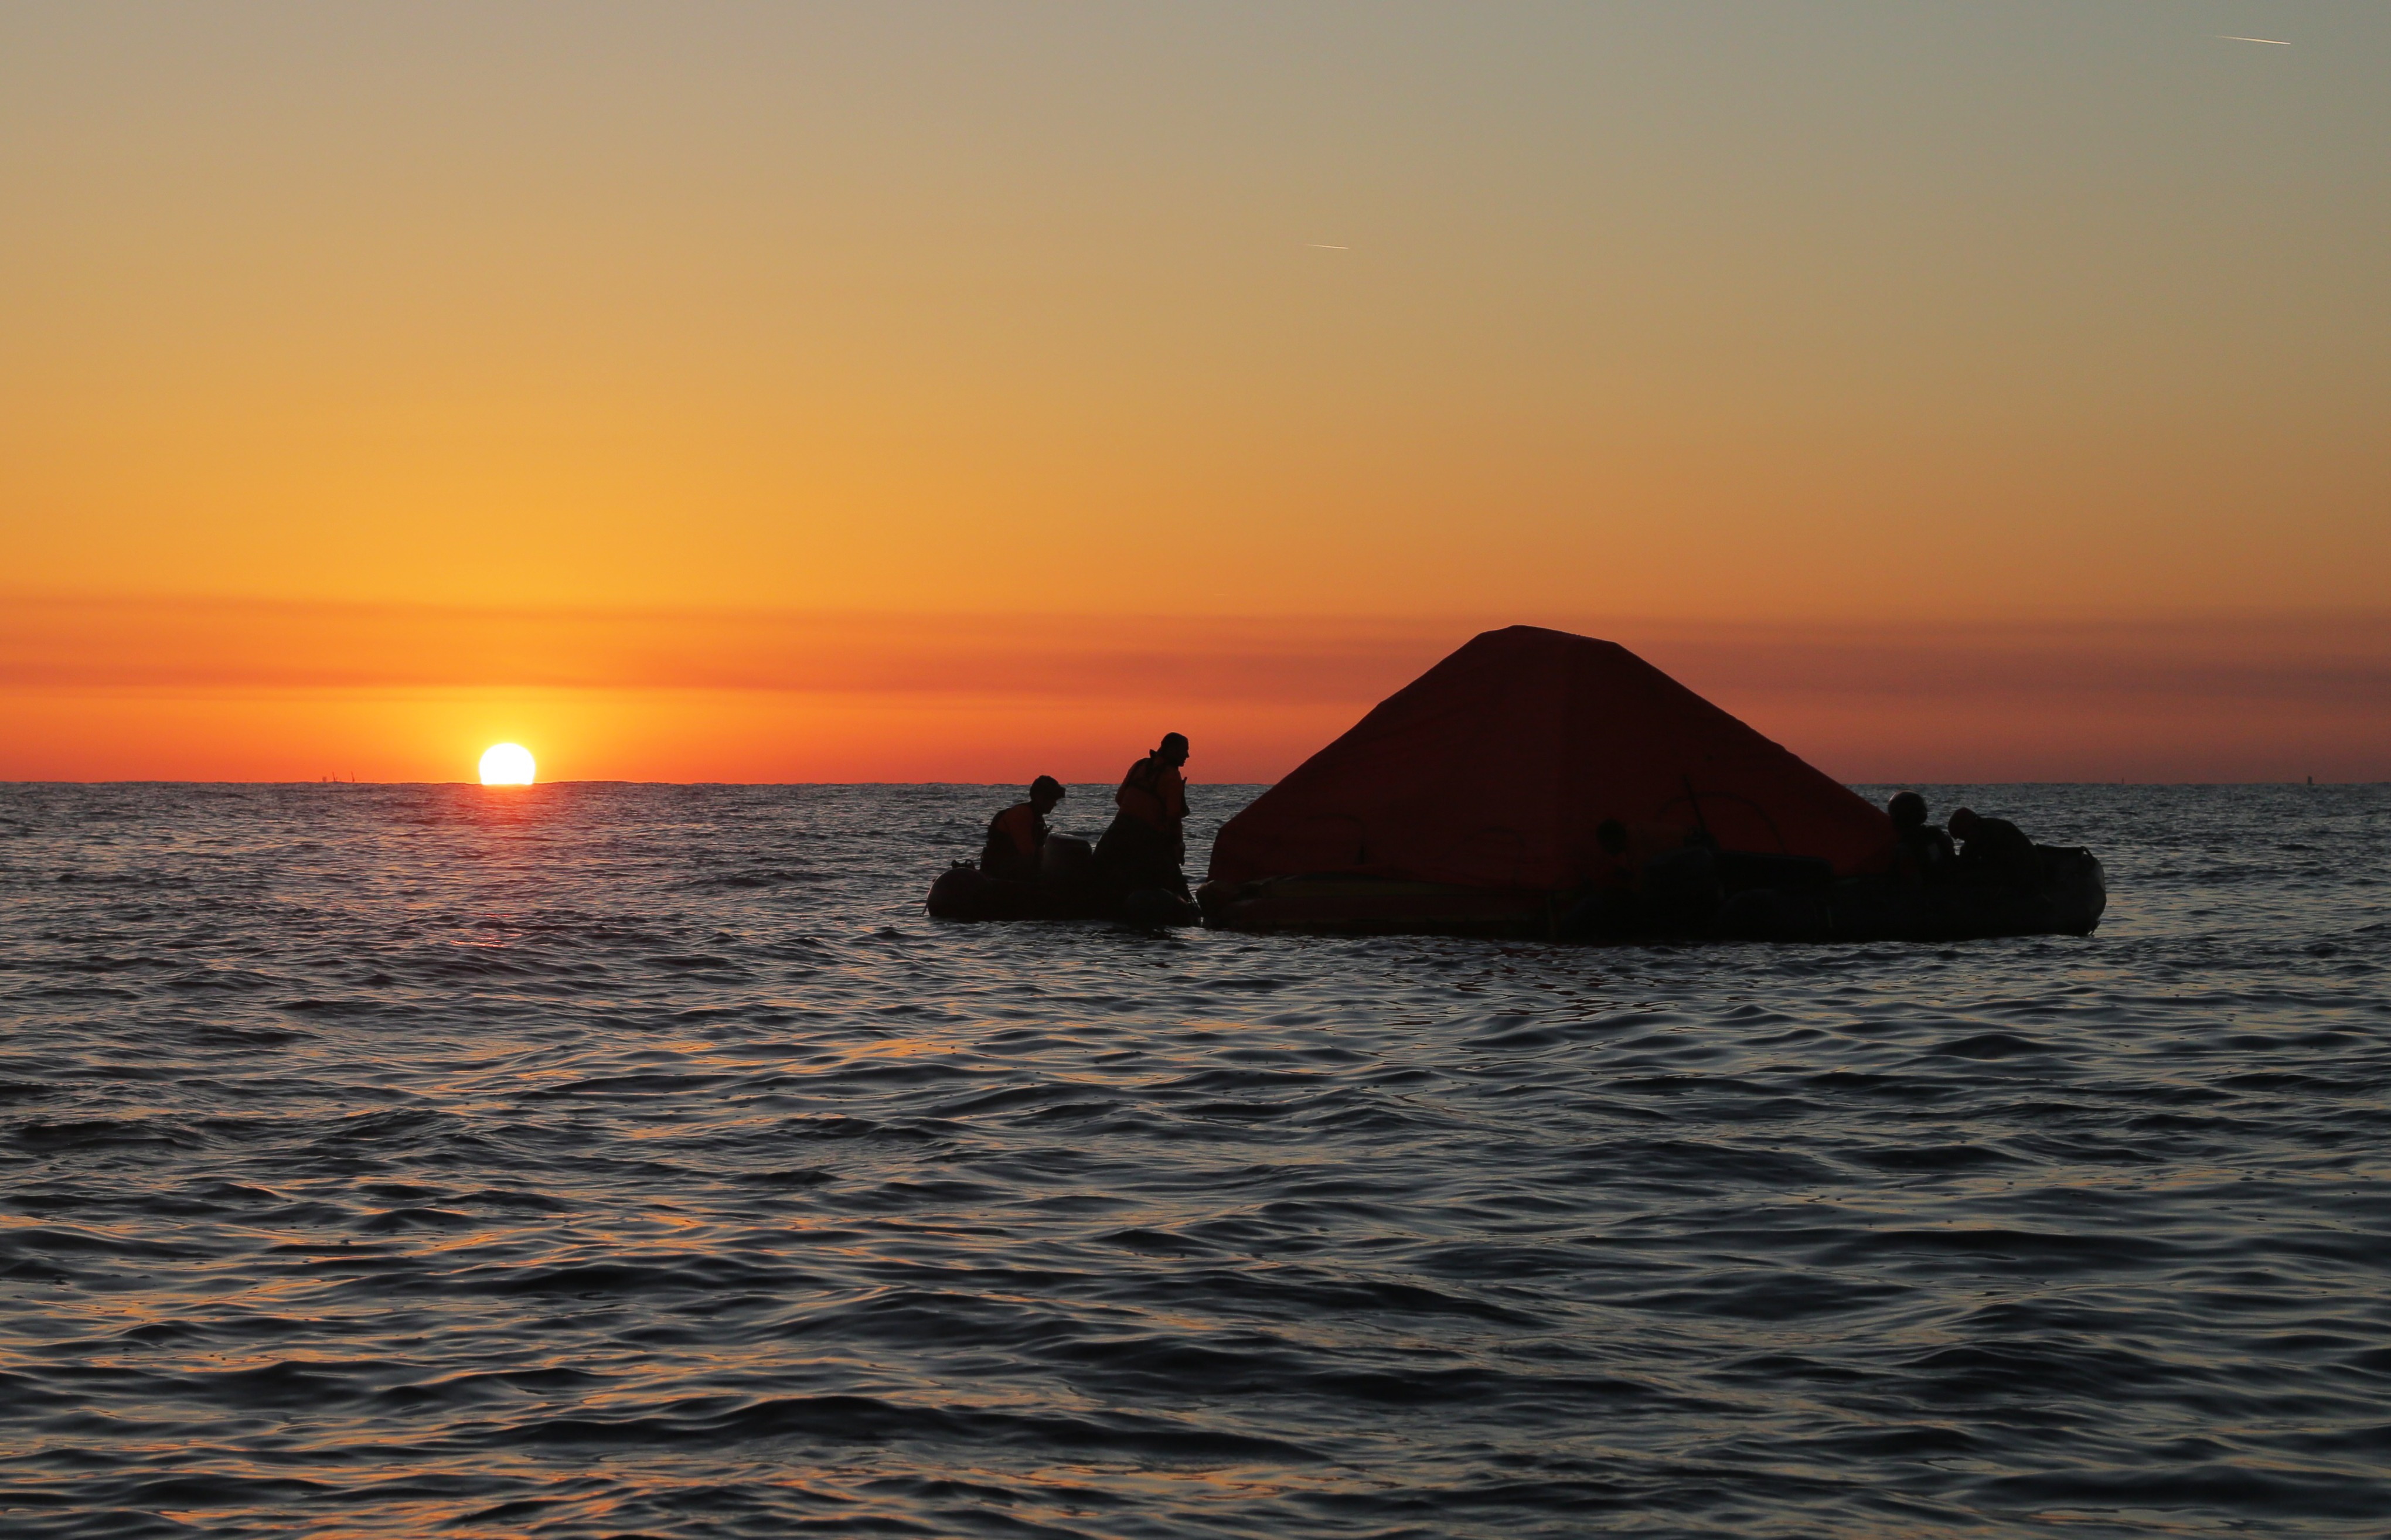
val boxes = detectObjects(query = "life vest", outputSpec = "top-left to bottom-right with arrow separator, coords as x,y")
989,803 -> 1044,858
1954,817 -> 2039,887
982,804 -> 1047,877
1115,757 -> 1187,834
1585,854 -> 1639,892
1890,827 -> 1956,885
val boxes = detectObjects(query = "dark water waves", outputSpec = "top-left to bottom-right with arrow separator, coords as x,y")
2,782 -> 2385,1538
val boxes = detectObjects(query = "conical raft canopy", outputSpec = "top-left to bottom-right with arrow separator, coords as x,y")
1209,626 -> 1893,890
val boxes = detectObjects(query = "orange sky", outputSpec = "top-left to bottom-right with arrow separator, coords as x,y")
4,4 -> 2386,782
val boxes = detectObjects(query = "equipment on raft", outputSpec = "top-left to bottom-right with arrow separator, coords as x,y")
926,835 -> 1200,926
1200,625 -> 2107,943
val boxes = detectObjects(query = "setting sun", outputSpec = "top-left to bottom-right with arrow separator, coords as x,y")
478,743 -> 536,785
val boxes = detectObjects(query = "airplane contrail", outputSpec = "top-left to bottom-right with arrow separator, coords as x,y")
2215,35 -> 2290,45
1305,243 -> 1350,250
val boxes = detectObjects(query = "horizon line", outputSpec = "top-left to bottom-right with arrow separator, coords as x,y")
5,778 -> 2376,789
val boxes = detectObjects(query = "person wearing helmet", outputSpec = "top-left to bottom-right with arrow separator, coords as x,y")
980,775 -> 1066,883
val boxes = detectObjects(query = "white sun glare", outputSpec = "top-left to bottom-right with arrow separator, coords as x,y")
479,743 -> 536,786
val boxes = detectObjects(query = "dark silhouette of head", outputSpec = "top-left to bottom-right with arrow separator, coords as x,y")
1029,775 -> 1065,813
1948,807 -> 1983,840
1156,732 -> 1190,768
1595,818 -> 1629,856
1888,791 -> 1929,832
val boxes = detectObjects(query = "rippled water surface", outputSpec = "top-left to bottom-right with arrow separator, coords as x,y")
2,782 -> 2385,1538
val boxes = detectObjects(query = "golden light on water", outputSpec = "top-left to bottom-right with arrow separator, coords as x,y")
478,744 -> 536,786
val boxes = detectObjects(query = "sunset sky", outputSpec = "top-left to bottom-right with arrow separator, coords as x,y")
5,2 -> 2385,782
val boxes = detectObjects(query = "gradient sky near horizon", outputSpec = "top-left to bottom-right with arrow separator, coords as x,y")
4,2 -> 2386,782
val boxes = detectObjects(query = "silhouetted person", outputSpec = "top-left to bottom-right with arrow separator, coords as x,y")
1098,732 -> 1190,896
1640,836 -> 1723,929
1559,817 -> 1646,938
1589,818 -> 1636,891
1888,791 -> 1956,886
1948,806 -> 2041,889
981,776 -> 1065,883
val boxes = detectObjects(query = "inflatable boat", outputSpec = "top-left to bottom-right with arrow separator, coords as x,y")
924,836 -> 1200,927
926,865 -> 1199,926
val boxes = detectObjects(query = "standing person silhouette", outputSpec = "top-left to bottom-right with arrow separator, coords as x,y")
1097,732 -> 1191,897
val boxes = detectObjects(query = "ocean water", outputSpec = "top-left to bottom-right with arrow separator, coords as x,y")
1,781 -> 2384,1539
